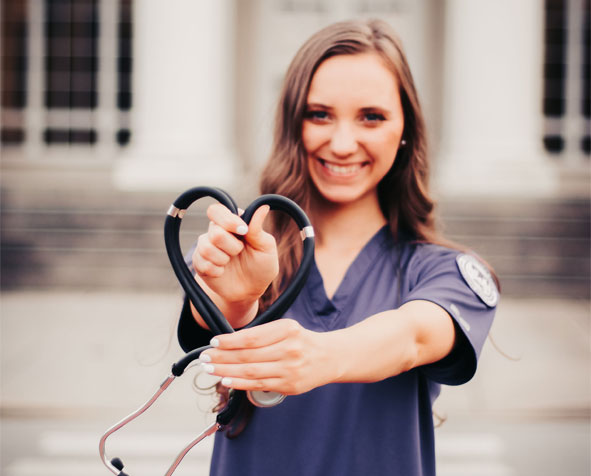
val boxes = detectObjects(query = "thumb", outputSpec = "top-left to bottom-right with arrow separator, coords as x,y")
244,205 -> 272,249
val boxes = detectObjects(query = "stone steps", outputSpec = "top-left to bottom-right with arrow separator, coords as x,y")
1,184 -> 589,297
439,199 -> 590,298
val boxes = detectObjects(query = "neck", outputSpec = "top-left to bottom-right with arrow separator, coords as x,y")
310,190 -> 387,249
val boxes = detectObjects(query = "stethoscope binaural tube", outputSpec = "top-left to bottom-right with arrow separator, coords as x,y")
99,186 -> 314,476
164,188 -> 315,334
164,188 -> 315,408
99,344 -> 246,476
164,187 -> 239,335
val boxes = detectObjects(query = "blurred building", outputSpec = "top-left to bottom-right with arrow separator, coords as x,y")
1,0 -> 590,297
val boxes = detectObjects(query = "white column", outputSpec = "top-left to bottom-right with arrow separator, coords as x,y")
96,0 -> 118,160
434,0 -> 557,197
564,0 -> 587,164
23,0 -> 44,160
113,0 -> 238,191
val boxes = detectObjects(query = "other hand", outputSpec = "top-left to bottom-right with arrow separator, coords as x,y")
199,319 -> 338,395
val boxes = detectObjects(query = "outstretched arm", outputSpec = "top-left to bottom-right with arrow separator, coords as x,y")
199,300 -> 455,394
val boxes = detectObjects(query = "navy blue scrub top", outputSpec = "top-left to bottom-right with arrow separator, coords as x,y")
178,226 -> 497,476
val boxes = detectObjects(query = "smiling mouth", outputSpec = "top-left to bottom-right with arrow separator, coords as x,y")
319,159 -> 367,176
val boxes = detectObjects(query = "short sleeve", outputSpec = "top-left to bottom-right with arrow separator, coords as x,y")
402,245 -> 498,386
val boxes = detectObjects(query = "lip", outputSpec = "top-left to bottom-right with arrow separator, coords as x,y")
317,158 -> 368,177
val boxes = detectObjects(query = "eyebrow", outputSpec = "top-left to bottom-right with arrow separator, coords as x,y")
305,103 -> 331,109
306,103 -> 391,113
360,106 -> 392,115
304,103 -> 394,122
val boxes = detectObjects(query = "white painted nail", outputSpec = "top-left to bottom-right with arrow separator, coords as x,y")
236,225 -> 248,235
199,353 -> 211,363
221,377 -> 233,387
210,337 -> 220,348
201,363 -> 215,374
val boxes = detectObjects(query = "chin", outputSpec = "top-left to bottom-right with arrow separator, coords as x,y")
315,186 -> 370,206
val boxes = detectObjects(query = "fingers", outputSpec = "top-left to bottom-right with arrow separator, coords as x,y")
194,204 -> 274,277
210,319 -> 303,350
207,203 -> 248,236
201,340 -> 287,365
193,204 -> 247,276
193,225 -> 244,276
243,205 -> 275,250
201,361 -> 282,381
198,320 -> 311,395
200,360 -> 300,395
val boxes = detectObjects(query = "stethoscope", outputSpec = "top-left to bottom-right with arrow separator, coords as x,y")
99,186 -> 315,476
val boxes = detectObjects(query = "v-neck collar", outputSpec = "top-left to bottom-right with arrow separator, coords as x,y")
303,225 -> 394,330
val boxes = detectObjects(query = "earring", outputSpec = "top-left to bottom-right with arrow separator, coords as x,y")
400,139 -> 407,146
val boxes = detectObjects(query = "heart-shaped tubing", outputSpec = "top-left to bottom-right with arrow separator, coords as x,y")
164,186 -> 315,339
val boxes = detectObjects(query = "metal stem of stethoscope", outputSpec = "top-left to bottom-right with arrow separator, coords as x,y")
99,345 -> 211,476
99,375 -> 176,475
99,187 -> 314,476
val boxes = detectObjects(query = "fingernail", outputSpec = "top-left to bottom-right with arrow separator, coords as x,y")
236,225 -> 248,235
199,353 -> 211,363
221,377 -> 233,387
201,363 -> 215,374
210,337 -> 220,348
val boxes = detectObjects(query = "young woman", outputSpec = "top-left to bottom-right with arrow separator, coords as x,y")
177,19 -> 498,476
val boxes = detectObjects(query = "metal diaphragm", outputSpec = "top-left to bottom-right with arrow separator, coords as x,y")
247,390 -> 286,408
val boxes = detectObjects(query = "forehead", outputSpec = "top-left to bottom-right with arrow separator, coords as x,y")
307,53 -> 400,106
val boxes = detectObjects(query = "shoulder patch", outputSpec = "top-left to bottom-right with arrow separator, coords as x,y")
456,254 -> 499,307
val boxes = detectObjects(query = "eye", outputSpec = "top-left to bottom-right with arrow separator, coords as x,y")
362,112 -> 386,123
304,109 -> 330,123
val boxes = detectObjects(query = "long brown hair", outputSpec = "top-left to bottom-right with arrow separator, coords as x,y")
220,18 -> 498,438
259,18 -> 446,308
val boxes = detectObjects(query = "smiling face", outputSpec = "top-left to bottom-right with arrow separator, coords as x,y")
302,53 -> 405,209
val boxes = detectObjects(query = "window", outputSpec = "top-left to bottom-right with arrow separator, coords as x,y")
543,0 -> 590,157
117,0 -> 132,145
582,0 -> 590,153
44,0 -> 99,144
1,0 -> 28,145
0,0 -> 133,150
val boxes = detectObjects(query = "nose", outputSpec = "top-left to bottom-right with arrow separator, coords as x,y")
330,121 -> 358,157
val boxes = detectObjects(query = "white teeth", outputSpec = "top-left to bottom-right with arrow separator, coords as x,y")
322,161 -> 362,175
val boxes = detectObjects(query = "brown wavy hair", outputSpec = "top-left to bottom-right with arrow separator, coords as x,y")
259,18 -> 447,308
220,18 -> 498,438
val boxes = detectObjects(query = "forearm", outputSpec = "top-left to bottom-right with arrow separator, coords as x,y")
189,274 -> 259,330
325,300 -> 456,384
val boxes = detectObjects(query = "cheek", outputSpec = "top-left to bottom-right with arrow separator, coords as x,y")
367,129 -> 401,165
301,124 -> 313,154
301,123 -> 325,155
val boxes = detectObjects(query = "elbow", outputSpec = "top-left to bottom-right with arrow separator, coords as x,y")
401,340 -> 421,374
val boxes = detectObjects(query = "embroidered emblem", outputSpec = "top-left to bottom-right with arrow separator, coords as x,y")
456,254 -> 499,308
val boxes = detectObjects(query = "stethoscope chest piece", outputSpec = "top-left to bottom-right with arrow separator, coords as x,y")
247,390 -> 287,408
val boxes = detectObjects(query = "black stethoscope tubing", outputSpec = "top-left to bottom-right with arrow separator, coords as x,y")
165,187 -> 315,335
100,186 -> 315,476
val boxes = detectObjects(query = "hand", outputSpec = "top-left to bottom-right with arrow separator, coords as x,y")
199,319 -> 339,395
192,203 -> 279,326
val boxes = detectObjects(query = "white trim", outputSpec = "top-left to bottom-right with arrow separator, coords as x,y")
24,0 -> 44,159
563,0 -> 588,164
96,0 -> 119,159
